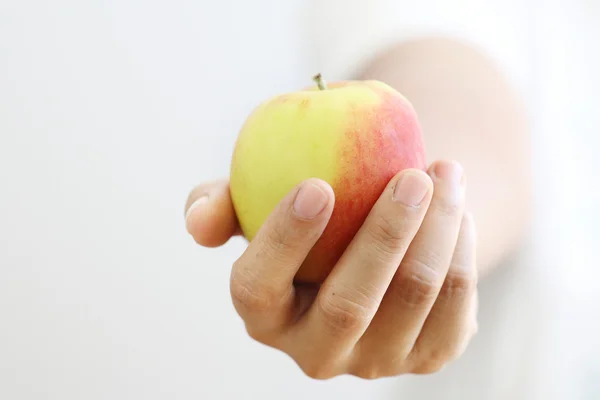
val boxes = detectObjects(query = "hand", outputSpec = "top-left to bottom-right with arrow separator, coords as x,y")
184,160 -> 478,379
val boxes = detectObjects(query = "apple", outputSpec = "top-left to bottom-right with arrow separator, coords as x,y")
230,74 -> 427,283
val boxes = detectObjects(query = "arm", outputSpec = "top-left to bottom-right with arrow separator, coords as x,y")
356,37 -> 532,276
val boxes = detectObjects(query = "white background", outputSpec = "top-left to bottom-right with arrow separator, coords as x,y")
1,1 -> 599,399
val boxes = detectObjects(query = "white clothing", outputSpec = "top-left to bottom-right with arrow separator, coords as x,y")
0,1 -> 598,399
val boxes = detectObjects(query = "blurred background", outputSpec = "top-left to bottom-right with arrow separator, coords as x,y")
1,0 -> 599,399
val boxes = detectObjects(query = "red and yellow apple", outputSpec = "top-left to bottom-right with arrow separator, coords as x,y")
230,75 -> 427,283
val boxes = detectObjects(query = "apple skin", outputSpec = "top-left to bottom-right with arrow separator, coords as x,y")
230,79 -> 427,283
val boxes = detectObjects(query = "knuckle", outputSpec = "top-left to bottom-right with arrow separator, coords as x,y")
230,270 -> 278,314
351,351 -> 411,379
262,223 -> 294,257
407,249 -> 444,274
427,347 -> 452,365
412,360 -> 446,375
367,213 -> 409,255
393,265 -> 441,308
440,270 -> 476,299
411,346 -> 461,374
352,366 -> 382,380
317,290 -> 372,335
300,362 -> 338,380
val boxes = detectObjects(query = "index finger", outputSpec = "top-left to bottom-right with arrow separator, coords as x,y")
229,178 -> 334,334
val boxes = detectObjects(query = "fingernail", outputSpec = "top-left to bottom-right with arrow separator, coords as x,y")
185,195 -> 209,222
431,161 -> 464,185
293,182 -> 328,219
393,172 -> 429,206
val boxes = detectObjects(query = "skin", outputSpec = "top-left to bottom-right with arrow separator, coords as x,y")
184,37 -> 530,379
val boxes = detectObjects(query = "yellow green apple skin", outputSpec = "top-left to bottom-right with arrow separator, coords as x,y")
230,79 -> 427,283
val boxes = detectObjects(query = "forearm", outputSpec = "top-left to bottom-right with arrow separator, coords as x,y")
357,37 -> 532,276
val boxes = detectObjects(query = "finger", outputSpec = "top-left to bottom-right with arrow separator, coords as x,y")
184,180 -> 240,247
230,178 -> 334,336
289,170 -> 433,364
358,160 -> 466,364
409,212 -> 478,374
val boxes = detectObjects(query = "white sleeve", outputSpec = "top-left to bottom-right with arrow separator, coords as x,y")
303,0 -> 533,93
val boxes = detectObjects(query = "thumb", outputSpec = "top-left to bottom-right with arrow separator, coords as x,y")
185,179 -> 240,247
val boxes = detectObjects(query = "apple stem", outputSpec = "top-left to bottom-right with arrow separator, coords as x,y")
313,73 -> 328,90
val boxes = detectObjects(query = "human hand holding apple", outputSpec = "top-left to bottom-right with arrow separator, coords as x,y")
184,75 -> 478,379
